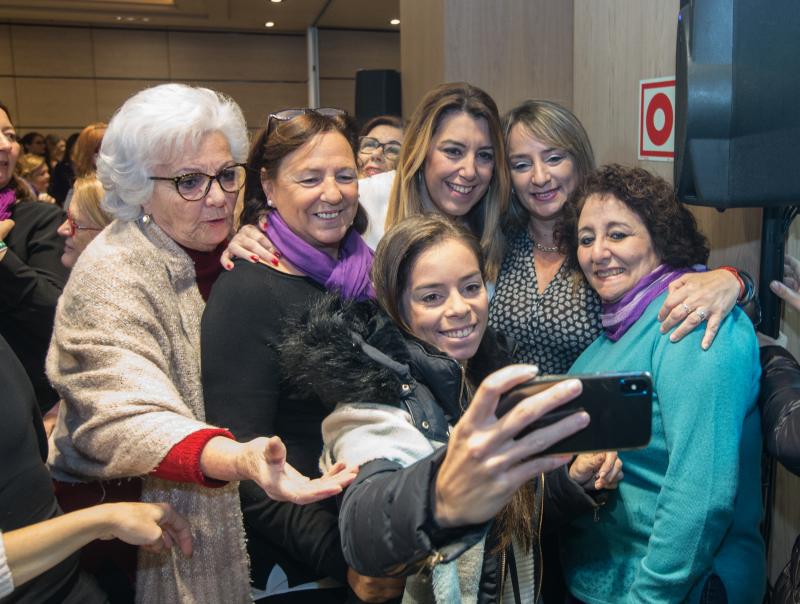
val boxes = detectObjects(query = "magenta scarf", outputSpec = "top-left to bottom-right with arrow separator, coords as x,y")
0,188 -> 15,220
265,210 -> 375,301
600,264 -> 699,341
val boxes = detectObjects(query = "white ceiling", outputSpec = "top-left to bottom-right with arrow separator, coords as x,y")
0,0 -> 401,34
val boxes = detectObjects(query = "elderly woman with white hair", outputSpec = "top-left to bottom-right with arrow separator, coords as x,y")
45,83 -> 355,603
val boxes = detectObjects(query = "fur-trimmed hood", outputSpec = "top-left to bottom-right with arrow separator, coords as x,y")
280,293 -> 514,416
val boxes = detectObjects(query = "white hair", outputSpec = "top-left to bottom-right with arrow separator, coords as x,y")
97,83 -> 249,221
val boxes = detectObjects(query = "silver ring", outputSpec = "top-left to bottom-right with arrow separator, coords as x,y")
695,308 -> 708,321
681,303 -> 690,314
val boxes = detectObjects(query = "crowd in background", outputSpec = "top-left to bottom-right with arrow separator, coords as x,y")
0,80 -> 799,604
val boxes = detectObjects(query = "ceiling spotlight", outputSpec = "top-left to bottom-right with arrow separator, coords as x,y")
390,18 -> 400,25
270,0 -> 283,3
115,15 -> 123,20
265,21 -> 275,28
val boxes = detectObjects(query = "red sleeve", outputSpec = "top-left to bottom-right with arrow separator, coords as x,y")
152,428 -> 234,488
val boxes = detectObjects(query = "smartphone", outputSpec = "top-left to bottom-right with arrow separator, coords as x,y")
494,371 -> 653,455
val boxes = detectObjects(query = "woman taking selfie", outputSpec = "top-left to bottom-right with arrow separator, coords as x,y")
281,214 -> 623,603
558,164 -> 764,604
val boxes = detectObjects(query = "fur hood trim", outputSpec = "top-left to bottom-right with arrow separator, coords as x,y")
280,293 -> 513,412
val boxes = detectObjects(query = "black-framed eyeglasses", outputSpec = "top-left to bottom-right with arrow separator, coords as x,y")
266,107 -> 346,134
358,136 -> 401,160
65,209 -> 102,237
149,164 -> 247,202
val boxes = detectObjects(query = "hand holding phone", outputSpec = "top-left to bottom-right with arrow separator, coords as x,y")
495,372 -> 653,456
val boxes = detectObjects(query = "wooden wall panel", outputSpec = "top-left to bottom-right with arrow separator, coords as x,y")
399,0 -> 571,119
0,25 -> 12,75
318,30 -> 399,78
319,78 -> 355,115
192,80 -> 306,127
443,0 -> 573,114
168,31 -> 306,81
0,77 -> 16,118
399,0 -> 444,119
11,25 -> 94,78
573,0 -> 675,180
95,79 -> 163,122
15,78 -> 97,128
92,29 -> 170,79
2,24 -> 398,132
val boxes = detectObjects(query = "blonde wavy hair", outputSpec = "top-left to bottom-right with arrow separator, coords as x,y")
385,82 -> 509,281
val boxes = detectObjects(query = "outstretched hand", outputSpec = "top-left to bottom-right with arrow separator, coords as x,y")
657,269 -> 740,350
433,365 -> 589,528
239,436 -> 358,504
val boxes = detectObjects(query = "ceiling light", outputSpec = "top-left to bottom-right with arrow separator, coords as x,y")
270,0 -> 283,3
265,21 -> 275,28
390,18 -> 400,25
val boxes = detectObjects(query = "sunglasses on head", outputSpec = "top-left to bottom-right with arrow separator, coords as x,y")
265,107 -> 346,134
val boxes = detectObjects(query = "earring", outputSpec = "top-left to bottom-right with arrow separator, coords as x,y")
266,198 -> 274,208
141,213 -> 151,225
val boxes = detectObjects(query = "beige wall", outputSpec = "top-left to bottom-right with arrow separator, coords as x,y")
0,23 -> 399,137
400,0 -> 573,118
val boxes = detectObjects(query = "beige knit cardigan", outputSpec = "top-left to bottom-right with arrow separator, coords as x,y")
47,218 -> 251,603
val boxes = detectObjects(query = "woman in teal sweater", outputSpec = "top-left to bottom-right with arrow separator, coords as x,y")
558,164 -> 764,604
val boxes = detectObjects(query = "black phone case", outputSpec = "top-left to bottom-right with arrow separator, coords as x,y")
494,372 -> 653,455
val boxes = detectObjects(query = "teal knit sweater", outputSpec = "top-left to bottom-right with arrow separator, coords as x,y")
561,292 -> 764,604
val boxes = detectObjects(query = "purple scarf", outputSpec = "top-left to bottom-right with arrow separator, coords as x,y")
0,188 -> 15,221
600,264 -> 696,341
265,210 -> 375,301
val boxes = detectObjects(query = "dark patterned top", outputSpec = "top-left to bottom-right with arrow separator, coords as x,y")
489,229 -> 603,374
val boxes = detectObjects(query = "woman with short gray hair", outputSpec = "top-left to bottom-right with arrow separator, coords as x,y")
46,83 -> 354,603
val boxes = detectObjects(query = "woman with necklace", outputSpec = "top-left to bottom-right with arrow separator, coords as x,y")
489,100 -> 749,375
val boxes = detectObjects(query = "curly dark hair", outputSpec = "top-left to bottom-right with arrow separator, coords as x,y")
559,164 -> 709,270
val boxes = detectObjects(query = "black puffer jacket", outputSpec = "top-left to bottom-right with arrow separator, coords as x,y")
760,345 -> 800,476
282,294 -> 597,603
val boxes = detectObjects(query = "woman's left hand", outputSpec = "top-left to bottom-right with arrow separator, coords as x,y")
238,436 -> 358,504
569,452 -> 623,491
657,269 -> 740,350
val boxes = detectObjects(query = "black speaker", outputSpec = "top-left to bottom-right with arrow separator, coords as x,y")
674,0 -> 800,208
355,69 -> 401,121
